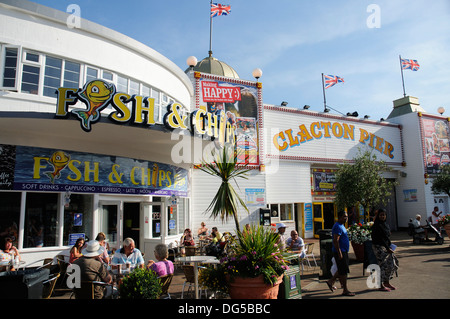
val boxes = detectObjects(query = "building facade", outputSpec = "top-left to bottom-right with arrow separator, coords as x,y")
0,0 -> 194,264
0,1 -> 448,266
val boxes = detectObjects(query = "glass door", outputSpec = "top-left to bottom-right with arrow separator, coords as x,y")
141,202 -> 163,240
99,201 -> 121,251
313,203 -> 324,238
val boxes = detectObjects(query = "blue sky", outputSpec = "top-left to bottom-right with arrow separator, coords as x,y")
31,0 -> 450,121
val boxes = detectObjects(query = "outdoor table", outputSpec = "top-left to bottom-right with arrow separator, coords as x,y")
0,260 -> 25,271
175,255 -> 219,299
0,260 -> 11,272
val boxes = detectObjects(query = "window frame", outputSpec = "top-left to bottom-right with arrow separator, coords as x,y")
0,45 -> 184,115
0,44 -> 22,91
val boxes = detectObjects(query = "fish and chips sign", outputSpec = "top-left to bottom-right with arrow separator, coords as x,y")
0,144 -> 188,196
55,79 -> 236,147
55,74 -> 261,164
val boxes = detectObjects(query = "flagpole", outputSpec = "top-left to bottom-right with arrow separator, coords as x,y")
209,0 -> 213,57
321,73 -> 327,111
399,55 -> 406,97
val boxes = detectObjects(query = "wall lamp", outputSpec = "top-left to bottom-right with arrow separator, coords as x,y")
186,56 -> 198,68
303,105 -> 310,109
346,111 -> 358,117
364,115 -> 370,119
324,108 -> 330,113
281,101 -> 288,106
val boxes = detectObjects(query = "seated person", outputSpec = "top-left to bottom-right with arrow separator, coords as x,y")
210,227 -> 226,246
73,240 -> 114,299
147,243 -> 174,277
412,214 -> 430,241
111,237 -> 145,270
286,230 -> 306,258
0,237 -> 21,271
95,232 -> 110,264
180,229 -> 195,246
197,222 -> 209,239
69,237 -> 85,264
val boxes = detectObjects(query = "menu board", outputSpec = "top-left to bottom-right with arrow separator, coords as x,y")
0,145 -> 16,190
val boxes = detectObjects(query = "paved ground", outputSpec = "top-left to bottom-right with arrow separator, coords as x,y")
300,230 -> 450,299
52,230 -> 450,300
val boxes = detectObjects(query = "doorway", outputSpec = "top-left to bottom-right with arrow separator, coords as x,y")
313,202 -> 336,238
123,202 -> 140,249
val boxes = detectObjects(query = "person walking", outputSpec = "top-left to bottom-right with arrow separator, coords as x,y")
371,208 -> 398,291
326,211 -> 355,296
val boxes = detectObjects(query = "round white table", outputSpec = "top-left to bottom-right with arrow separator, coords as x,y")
175,255 -> 220,299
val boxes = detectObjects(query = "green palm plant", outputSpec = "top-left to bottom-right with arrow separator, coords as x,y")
198,145 -> 251,231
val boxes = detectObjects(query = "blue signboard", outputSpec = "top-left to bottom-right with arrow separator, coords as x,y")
69,233 -> 85,246
1,144 -> 189,197
304,203 -> 313,231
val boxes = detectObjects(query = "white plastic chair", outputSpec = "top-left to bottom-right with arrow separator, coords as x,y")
302,243 -> 318,271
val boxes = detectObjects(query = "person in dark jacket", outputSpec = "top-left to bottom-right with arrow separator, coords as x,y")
371,209 -> 398,291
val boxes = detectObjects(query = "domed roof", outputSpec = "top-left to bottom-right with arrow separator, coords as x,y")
186,52 -> 239,78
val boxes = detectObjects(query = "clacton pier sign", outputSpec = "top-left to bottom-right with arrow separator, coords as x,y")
265,106 -> 403,164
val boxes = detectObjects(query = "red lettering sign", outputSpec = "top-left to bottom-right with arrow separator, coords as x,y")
201,81 -> 241,103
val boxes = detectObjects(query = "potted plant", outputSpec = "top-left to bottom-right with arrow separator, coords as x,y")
198,264 -> 229,298
200,225 -> 289,299
347,222 -> 373,261
197,145 -> 251,231
438,214 -> 450,237
118,268 -> 162,299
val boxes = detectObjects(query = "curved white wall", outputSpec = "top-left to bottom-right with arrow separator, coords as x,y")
0,0 -> 193,110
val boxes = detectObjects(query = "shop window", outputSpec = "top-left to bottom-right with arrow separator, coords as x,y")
178,198 -> 186,235
99,203 -> 118,250
63,194 -> 93,246
117,74 -> 128,93
21,51 -> 41,95
43,56 -> 62,97
142,85 -> 150,97
86,66 -> 98,83
151,88 -> 161,122
0,192 -> 21,247
21,64 -> 40,95
63,61 -> 80,88
1,46 -> 20,90
152,205 -> 162,238
102,70 -> 113,82
129,79 -> 139,95
167,204 -> 178,236
24,51 -> 40,63
0,44 -> 183,115
280,204 -> 294,221
23,193 -> 58,248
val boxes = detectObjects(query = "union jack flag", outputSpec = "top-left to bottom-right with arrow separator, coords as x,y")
401,58 -> 420,71
323,74 -> 344,89
211,3 -> 231,18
